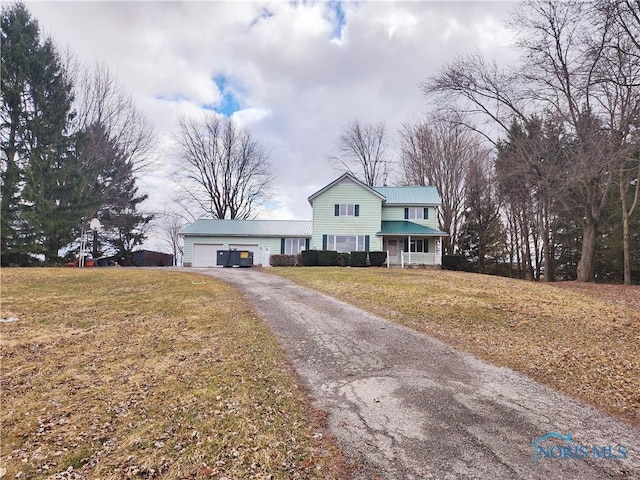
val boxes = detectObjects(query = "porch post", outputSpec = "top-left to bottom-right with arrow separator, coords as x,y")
408,235 -> 411,265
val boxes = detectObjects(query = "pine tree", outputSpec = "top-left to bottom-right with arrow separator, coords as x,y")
19,36 -> 78,263
1,2 -> 41,264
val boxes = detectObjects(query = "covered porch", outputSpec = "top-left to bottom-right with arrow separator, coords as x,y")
377,221 -> 447,267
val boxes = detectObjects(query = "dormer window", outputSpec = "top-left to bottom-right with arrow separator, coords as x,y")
334,204 -> 360,216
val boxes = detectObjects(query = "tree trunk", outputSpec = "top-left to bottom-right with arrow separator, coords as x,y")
576,220 -> 598,282
620,168 -> 634,286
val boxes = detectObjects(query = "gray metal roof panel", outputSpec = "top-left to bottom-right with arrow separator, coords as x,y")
181,219 -> 312,237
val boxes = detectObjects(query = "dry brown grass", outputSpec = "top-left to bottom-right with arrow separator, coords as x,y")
0,268 -> 349,480
272,267 -> 640,426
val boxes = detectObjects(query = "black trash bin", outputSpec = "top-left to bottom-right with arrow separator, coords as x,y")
238,251 -> 254,267
217,250 -> 244,267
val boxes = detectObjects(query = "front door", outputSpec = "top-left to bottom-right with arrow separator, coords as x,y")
386,239 -> 399,263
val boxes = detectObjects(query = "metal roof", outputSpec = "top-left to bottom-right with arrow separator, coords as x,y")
373,186 -> 442,205
377,221 -> 447,236
181,219 -> 312,237
307,173 -> 442,206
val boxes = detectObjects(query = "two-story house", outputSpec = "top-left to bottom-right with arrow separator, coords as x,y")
308,172 -> 446,265
181,172 -> 446,267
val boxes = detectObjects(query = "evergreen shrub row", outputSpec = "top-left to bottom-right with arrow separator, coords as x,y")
298,250 -> 387,267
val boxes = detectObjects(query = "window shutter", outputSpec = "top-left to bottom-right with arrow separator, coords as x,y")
280,238 -> 285,254
365,235 -> 370,252
424,207 -> 429,220
334,204 -> 340,216
322,234 -> 327,250
355,204 -> 360,217
403,239 -> 408,251
305,238 -> 310,250
404,208 -> 409,220
425,239 -> 429,253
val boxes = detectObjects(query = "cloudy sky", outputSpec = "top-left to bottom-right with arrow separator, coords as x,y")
25,0 -> 519,249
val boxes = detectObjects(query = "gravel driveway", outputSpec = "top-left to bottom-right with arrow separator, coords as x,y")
194,267 -> 640,480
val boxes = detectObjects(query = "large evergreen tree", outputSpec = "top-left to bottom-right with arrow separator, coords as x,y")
1,2 -> 41,264
2,4 -> 154,264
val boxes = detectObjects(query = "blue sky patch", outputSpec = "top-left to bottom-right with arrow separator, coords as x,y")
207,74 -> 241,117
329,1 -> 346,40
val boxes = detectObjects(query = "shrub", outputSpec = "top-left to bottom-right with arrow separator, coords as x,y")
369,251 -> 387,267
337,252 -> 351,267
442,255 -> 465,271
350,251 -> 367,267
301,250 -> 318,266
317,250 -> 338,266
269,254 -> 297,267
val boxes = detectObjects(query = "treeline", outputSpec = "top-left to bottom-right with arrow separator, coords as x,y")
419,1 -> 640,285
339,1 -> 640,284
1,3 -> 153,266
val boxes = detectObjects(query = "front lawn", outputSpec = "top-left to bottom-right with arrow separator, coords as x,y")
0,268 -> 348,479
272,267 -> 640,426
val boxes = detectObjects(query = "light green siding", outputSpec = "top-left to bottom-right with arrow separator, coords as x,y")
311,177 -> 383,251
381,206 -> 439,229
183,236 -> 288,267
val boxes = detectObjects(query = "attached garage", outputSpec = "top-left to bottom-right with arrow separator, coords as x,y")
192,244 -> 223,267
180,220 -> 311,268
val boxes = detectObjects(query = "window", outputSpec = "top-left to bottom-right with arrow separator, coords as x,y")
407,207 -> 422,219
284,238 -> 306,254
404,238 -> 429,253
334,204 -> 359,216
406,207 -> 428,219
326,235 -> 366,252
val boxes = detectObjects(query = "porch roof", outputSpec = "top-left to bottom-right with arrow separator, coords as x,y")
377,221 -> 447,236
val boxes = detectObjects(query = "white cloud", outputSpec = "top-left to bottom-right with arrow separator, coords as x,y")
25,0 -> 519,252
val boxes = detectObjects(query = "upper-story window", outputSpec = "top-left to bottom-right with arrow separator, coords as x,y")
405,207 -> 428,220
335,204 -> 360,216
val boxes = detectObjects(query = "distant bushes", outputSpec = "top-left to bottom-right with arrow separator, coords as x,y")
442,255 -> 465,271
298,250 -> 387,267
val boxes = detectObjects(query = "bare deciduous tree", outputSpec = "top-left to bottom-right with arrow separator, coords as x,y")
592,1 -> 640,284
156,212 -> 185,266
330,119 -> 391,186
174,114 -> 273,219
400,117 -> 483,255
74,62 -> 155,174
423,0 -> 639,282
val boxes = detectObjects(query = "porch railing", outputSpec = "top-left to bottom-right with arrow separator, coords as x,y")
399,251 -> 440,267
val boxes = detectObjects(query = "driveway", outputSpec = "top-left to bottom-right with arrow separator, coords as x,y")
193,267 -> 640,479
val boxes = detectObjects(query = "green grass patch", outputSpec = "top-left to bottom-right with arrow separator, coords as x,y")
1,268 -> 348,479
272,267 -> 640,426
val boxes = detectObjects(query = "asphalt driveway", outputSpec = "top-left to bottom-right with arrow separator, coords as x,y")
194,267 -> 640,479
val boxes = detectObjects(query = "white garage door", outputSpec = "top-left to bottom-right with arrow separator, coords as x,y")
193,244 -> 223,267
229,244 -> 259,265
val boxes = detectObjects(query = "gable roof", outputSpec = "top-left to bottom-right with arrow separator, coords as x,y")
373,186 -> 441,205
181,219 -> 312,237
307,172 -> 386,205
307,173 -> 442,206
